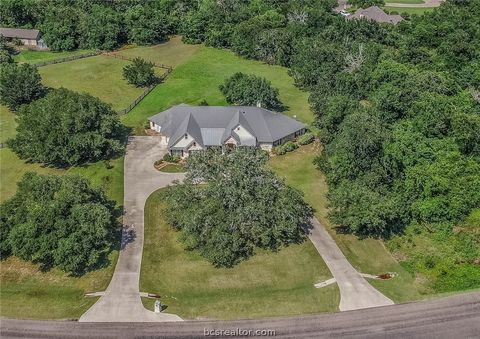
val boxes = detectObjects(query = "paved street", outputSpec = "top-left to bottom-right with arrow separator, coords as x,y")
309,218 -> 394,311
79,137 -> 184,322
2,292 -> 479,338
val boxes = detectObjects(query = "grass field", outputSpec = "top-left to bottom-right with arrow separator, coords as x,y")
13,49 -> 92,64
140,189 -> 339,320
38,55 -> 146,111
269,144 -> 422,303
0,252 -> 118,320
122,42 -> 313,134
384,6 -> 435,15
0,105 -> 16,144
116,36 -> 201,68
385,0 -> 425,4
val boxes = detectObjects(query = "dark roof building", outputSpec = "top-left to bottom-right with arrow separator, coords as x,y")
347,6 -> 404,24
148,104 -> 306,157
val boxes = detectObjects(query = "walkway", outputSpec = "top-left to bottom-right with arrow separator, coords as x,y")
309,218 -> 394,311
79,137 -> 184,322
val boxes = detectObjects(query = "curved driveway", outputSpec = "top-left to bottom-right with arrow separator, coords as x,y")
80,136 -> 389,321
310,218 -> 393,311
79,137 -> 184,322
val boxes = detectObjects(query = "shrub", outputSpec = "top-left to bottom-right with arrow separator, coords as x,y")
163,153 -> 173,162
298,132 -> 315,145
273,141 -> 298,155
171,155 -> 181,163
123,57 -> 157,87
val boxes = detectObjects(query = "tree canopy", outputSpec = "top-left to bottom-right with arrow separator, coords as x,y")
123,57 -> 157,87
0,62 -> 44,110
165,148 -> 312,267
0,172 -> 119,275
8,88 -> 126,167
220,72 -> 284,110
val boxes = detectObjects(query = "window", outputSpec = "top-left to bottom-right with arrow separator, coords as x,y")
184,133 -> 188,139
193,142 -> 196,147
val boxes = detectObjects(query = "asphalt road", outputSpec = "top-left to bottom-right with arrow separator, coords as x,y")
2,292 -> 479,338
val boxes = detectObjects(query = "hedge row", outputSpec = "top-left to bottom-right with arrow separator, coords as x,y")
273,132 -> 315,155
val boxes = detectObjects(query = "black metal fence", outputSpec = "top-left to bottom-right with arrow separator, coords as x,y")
32,51 -> 101,67
28,48 -> 173,116
117,67 -> 173,115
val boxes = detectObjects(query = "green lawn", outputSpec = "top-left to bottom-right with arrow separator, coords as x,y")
385,0 -> 424,4
0,105 -> 16,144
269,144 -> 422,303
140,189 -> 339,320
39,55 -> 146,111
1,252 -> 118,320
115,36 -> 201,68
13,49 -> 92,64
122,42 -> 313,134
384,6 -> 435,15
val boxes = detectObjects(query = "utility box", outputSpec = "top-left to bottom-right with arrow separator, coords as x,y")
154,300 -> 162,313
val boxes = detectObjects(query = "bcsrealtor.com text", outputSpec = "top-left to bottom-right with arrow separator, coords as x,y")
204,328 -> 276,336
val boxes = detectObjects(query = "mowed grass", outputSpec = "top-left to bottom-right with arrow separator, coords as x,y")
39,55 -> 145,111
122,43 -> 313,134
384,6 -> 435,15
140,189 -> 339,320
269,144 -> 422,303
0,105 -> 16,143
385,0 -> 424,4
14,49 -> 92,64
115,36 -> 201,68
1,252 -> 118,320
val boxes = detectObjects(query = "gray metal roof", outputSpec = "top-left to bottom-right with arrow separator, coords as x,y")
150,105 -> 305,149
347,6 -> 404,24
0,27 -> 40,40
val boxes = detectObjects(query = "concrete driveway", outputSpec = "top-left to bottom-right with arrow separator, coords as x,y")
80,137 -> 391,321
79,137 -> 184,322
309,218 -> 394,311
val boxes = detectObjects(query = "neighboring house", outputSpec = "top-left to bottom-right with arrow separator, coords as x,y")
346,6 -> 404,24
0,28 -> 48,49
148,104 -> 307,157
